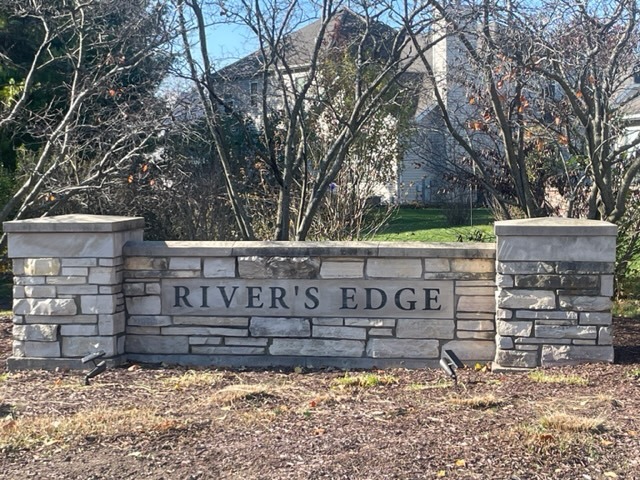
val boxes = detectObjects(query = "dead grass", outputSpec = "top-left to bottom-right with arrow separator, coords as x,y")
539,412 -> 606,433
208,383 -> 280,405
332,372 -> 398,388
160,370 -> 225,390
0,407 -> 180,451
528,370 -> 589,386
449,393 -> 504,409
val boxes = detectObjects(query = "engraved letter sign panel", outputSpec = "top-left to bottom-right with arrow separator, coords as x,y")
162,279 -> 454,319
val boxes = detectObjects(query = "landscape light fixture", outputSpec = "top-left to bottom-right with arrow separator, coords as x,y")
439,349 -> 464,384
82,350 -> 106,385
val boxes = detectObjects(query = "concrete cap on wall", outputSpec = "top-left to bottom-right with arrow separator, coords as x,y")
3,214 -> 145,233
495,217 -> 617,237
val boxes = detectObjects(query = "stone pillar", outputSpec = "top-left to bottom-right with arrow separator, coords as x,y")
493,218 -> 616,370
4,214 -> 144,369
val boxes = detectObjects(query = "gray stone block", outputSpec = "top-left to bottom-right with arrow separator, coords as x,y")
496,261 -> 555,275
498,289 -> 556,310
238,256 -> 320,279
46,276 -> 87,285
496,335 -> 514,349
126,335 -> 189,354
57,285 -> 99,295
496,320 -> 532,337
23,340 -> 61,358
455,286 -> 495,296
250,317 -> 310,337
541,345 -> 613,366
579,312 -> 612,325
457,331 -> 494,340
62,267 -> 88,276
494,349 -> 538,368
600,275 -> 614,297
127,326 -> 161,335
15,276 -> 45,285
497,235 -> 615,262
14,298 -> 77,316
457,295 -> 495,313
172,316 -> 249,327
396,319 -> 454,339
189,337 -> 222,345
369,328 -> 394,336
128,315 -> 172,327
556,262 -> 614,274
98,312 -> 126,335
534,325 -> 597,339
24,314 -> 96,324
125,296 -> 161,315
457,312 -> 496,320
23,285 -> 57,298
559,296 -> 611,312
81,295 -> 119,314
146,283 -> 161,294
514,275 -> 561,289
225,337 -> 269,346
312,318 -> 343,326
496,274 -> 514,288
366,339 -> 439,358
598,327 -> 612,345
270,338 -> 365,357
442,340 -> 495,361
89,267 -> 119,285
515,310 -> 578,320
169,257 -> 201,270
457,320 -> 494,331
62,258 -> 98,267
60,324 -> 99,336
313,326 -> 367,340
13,324 -> 59,341
192,346 -> 265,355
345,318 -> 395,327
61,336 -> 117,357
162,326 -> 248,337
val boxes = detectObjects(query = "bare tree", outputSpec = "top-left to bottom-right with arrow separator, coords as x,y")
0,0 -> 175,246
174,0 -> 441,240
405,0 -> 640,220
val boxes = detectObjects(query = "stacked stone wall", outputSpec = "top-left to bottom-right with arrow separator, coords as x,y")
3,215 -> 616,371
122,242 -> 496,368
493,219 -> 616,369
4,215 -> 143,369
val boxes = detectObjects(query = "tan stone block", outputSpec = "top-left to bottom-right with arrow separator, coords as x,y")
203,258 -> 236,278
451,258 -> 494,273
125,257 -> 167,271
366,258 -> 422,278
24,258 -> 60,276
320,260 -> 364,278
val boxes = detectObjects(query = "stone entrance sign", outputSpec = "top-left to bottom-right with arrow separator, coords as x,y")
3,215 -> 616,370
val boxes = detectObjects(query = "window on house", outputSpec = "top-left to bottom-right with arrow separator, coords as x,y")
634,72 -> 640,84
250,82 -> 258,106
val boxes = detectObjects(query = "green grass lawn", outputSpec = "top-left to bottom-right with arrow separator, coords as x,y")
373,207 -> 495,242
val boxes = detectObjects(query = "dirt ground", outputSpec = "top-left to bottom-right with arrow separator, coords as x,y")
0,315 -> 639,480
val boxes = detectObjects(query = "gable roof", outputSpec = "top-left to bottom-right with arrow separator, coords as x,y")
214,8 -> 399,81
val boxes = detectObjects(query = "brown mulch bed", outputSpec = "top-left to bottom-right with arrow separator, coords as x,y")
0,316 -> 638,480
